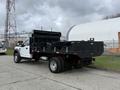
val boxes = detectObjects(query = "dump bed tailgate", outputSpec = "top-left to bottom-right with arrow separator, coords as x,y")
67,41 -> 104,58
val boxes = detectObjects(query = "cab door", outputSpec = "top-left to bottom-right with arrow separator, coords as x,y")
20,40 -> 31,58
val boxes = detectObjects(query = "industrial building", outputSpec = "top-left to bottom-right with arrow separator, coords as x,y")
68,17 -> 120,54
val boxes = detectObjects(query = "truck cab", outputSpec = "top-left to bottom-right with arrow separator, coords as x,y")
14,39 -> 32,62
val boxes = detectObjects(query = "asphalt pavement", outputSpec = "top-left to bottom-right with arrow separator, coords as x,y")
0,56 -> 120,90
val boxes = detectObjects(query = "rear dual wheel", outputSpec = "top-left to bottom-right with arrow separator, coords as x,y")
49,56 -> 64,73
34,58 -> 39,62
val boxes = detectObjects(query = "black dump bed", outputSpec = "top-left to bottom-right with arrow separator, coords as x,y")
32,30 -> 61,42
30,30 -> 104,58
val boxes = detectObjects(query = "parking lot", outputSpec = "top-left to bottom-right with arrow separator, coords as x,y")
0,56 -> 120,90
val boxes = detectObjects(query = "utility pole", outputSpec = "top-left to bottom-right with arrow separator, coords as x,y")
4,0 -> 17,47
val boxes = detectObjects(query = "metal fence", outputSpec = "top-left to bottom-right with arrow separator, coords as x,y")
0,33 -> 120,56
0,33 -> 30,48
103,40 -> 120,55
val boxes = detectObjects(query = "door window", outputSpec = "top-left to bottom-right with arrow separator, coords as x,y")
23,40 -> 29,46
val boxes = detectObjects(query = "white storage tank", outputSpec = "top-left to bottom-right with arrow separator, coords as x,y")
68,17 -> 120,41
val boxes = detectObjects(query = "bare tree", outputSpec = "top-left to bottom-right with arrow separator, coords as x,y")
103,13 -> 120,20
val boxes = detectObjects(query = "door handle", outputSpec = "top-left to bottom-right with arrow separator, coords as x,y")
26,48 -> 28,49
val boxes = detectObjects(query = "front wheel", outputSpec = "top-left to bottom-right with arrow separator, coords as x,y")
14,53 -> 21,63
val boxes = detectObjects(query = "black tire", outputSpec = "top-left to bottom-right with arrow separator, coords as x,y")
64,57 -> 72,71
14,53 -> 21,63
64,61 -> 72,70
74,65 -> 82,69
74,60 -> 83,69
60,57 -> 65,72
34,58 -> 39,62
34,54 -> 40,62
49,57 -> 62,73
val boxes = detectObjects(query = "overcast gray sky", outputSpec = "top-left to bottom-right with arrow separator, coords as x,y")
0,0 -> 120,36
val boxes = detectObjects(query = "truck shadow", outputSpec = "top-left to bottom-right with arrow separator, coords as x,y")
19,60 -> 91,74
20,60 -> 46,65
0,53 -> 6,56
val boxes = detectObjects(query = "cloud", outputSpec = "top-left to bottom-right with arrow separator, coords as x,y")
0,0 -> 6,31
0,0 -> 120,38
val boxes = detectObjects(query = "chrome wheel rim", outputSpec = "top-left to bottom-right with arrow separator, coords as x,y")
50,60 -> 57,71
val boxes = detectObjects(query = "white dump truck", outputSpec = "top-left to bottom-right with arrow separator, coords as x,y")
14,30 -> 104,73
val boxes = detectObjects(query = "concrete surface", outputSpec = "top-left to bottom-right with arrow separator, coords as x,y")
0,56 -> 120,90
